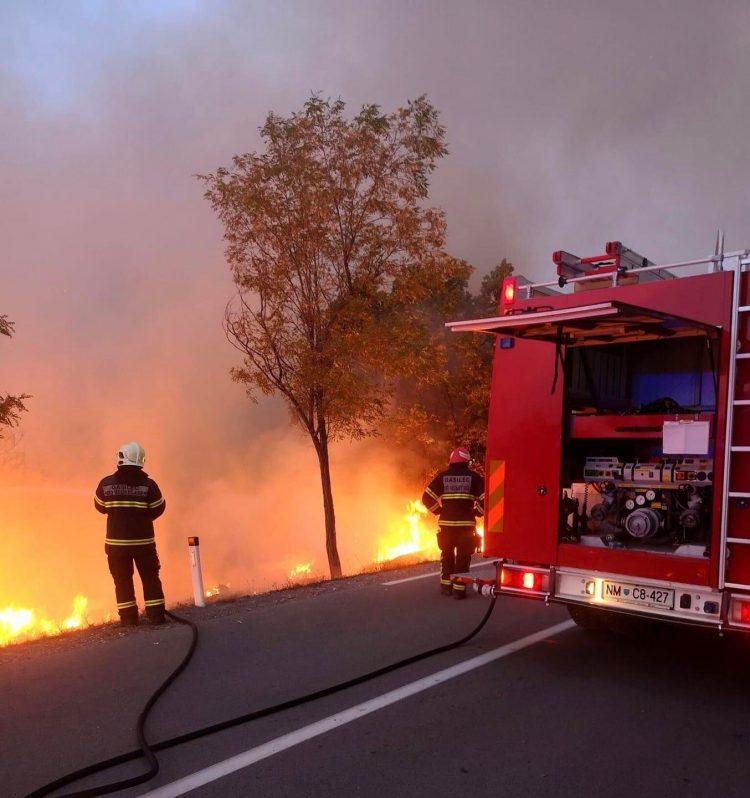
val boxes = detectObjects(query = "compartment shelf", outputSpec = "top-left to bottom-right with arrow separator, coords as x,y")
569,412 -> 714,440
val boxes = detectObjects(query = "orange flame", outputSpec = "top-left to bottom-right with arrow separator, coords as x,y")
376,500 -> 439,563
0,594 -> 89,646
377,501 -> 485,563
289,562 -> 313,579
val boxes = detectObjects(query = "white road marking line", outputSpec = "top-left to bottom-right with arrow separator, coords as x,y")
383,560 -> 496,585
139,619 -> 575,798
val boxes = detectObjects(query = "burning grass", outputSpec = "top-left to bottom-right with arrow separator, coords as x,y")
1,497 -> 453,648
0,595 -> 91,647
376,500 -> 440,563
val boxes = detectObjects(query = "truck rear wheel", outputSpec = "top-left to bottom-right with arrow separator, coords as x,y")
567,603 -> 618,632
567,603 -> 656,636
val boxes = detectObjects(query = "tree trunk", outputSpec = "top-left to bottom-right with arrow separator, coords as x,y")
315,434 -> 343,579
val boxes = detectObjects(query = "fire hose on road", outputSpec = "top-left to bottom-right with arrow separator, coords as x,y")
26,596 -> 498,797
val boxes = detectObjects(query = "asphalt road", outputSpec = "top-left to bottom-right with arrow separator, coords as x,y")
4,560 -> 750,798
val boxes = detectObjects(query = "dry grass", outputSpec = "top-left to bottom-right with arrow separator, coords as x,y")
0,556 -> 440,654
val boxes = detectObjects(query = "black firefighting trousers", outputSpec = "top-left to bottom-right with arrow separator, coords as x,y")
437,528 -> 476,581
107,547 -> 165,623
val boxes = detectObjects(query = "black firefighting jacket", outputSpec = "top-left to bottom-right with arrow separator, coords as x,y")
95,466 -> 166,554
421,462 -> 485,532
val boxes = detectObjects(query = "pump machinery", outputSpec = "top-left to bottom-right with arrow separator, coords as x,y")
566,456 -> 713,548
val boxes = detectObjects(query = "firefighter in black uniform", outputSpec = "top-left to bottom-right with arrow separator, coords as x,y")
422,447 -> 484,598
95,442 -> 167,625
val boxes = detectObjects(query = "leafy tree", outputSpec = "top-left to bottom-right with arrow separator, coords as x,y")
386,258 -> 513,474
0,315 -> 29,435
200,96 -> 467,578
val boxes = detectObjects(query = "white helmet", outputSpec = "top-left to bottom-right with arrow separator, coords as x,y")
117,442 -> 146,468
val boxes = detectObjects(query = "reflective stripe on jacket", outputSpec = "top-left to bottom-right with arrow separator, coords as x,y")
95,465 -> 165,553
421,463 -> 484,531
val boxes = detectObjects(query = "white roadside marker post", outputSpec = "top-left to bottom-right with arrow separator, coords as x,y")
188,536 -> 206,608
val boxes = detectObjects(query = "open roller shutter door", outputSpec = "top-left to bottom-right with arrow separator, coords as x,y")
446,301 -> 719,346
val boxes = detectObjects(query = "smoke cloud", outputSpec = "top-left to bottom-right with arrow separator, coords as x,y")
2,0 -> 749,620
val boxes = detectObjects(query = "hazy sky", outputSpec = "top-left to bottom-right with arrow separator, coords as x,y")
4,1 -> 750,281
4,0 -> 750,418
2,0 -> 750,612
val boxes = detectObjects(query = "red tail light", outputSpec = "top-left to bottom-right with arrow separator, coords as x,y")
499,565 -> 549,596
729,595 -> 750,627
500,277 -> 518,311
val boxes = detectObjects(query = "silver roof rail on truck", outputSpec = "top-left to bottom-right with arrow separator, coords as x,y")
517,232 -> 739,299
519,254 -> 732,300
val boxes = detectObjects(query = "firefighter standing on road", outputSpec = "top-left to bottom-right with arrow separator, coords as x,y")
95,442 -> 167,626
422,447 -> 484,599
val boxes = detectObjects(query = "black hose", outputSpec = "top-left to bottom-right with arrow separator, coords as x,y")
26,596 -> 497,797
25,611 -> 199,798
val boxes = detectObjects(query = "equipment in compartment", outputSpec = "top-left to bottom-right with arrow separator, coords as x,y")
585,456 -> 713,486
583,457 -> 623,481
674,457 -> 713,484
563,456 -> 713,548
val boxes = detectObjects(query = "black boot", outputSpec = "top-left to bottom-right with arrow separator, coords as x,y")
440,578 -> 453,596
119,608 -> 139,627
453,582 -> 467,600
145,598 -> 166,624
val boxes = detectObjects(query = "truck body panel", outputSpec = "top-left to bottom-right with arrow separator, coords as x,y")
485,337 -> 561,566
452,246 -> 750,631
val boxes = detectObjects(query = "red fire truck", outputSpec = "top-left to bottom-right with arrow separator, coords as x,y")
450,239 -> 750,632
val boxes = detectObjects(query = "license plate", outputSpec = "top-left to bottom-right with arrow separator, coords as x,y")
602,580 -> 674,609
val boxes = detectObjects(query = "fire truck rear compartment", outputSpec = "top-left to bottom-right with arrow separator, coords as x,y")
561,338 -> 718,557
448,253 -> 750,629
